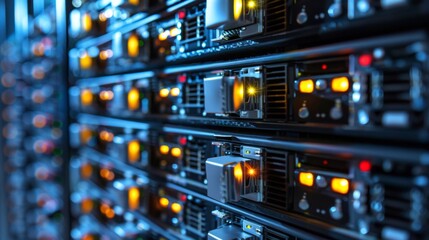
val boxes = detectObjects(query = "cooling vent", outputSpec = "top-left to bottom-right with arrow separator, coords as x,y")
183,3 -> 206,47
184,75 -> 205,115
382,69 -> 412,108
185,202 -> 207,235
265,65 -> 287,120
265,228 -> 291,240
265,0 -> 287,34
184,139 -> 206,177
264,149 -> 288,209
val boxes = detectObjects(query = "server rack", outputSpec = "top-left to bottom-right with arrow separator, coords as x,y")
1,0 -> 429,240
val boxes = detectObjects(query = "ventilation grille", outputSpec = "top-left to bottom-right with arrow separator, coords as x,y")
265,65 -> 287,120
265,228 -> 291,240
184,139 -> 206,176
265,0 -> 287,33
382,69 -> 412,108
183,75 -> 205,114
185,202 -> 207,235
183,4 -> 206,44
264,149 -> 288,209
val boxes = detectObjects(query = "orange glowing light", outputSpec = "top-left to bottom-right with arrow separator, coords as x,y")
82,13 -> 92,32
159,88 -> 169,98
299,172 -> 314,187
100,168 -> 115,181
128,87 -> 140,111
299,79 -> 314,93
171,202 -> 182,213
79,52 -> 93,69
331,178 -> 349,194
331,77 -> 349,93
170,87 -> 180,97
160,145 -> 169,154
234,164 -> 243,181
128,187 -> 140,210
128,33 -> 140,57
248,168 -> 256,176
234,0 -> 243,20
81,198 -> 94,213
82,234 -> 95,240
171,147 -> 182,157
80,127 -> 93,144
233,78 -> 244,111
99,130 -> 114,142
129,0 -> 139,5
128,140 -> 140,163
159,197 -> 169,207
99,90 -> 114,101
80,163 -> 93,179
80,89 -> 93,106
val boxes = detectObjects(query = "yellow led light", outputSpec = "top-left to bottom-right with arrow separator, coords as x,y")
80,89 -> 93,106
128,187 -> 140,210
234,0 -> 243,20
331,178 -> 349,194
129,0 -> 139,5
160,145 -> 170,154
79,52 -> 92,70
128,33 -> 139,57
158,31 -> 169,41
159,88 -> 170,98
170,27 -> 181,38
82,13 -> 92,32
233,79 -> 244,111
128,87 -> 140,111
331,77 -> 349,93
299,172 -> 314,187
234,164 -> 243,181
99,90 -> 114,101
171,202 -> 182,213
171,147 -> 182,157
128,140 -> 140,163
159,197 -> 169,207
170,87 -> 180,97
248,168 -> 256,176
247,87 -> 256,95
299,79 -> 314,93
247,0 -> 256,9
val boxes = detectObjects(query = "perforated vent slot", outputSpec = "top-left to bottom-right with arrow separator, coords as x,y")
264,149 -> 288,209
185,202 -> 207,235
265,65 -> 287,120
265,227 -> 291,240
382,69 -> 412,108
183,75 -> 205,115
183,3 -> 206,46
185,139 -> 206,176
265,0 -> 287,33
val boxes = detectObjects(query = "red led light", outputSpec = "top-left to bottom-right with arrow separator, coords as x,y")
359,160 -> 372,172
323,160 -> 328,165
179,136 -> 187,146
321,64 -> 328,70
358,54 -> 372,67
178,75 -> 187,83
180,194 -> 187,202
178,10 -> 186,19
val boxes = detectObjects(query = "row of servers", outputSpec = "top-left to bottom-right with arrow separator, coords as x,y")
1,0 -> 429,239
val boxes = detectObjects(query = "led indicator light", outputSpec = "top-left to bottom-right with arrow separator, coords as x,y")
171,147 -> 182,157
359,160 -> 372,172
331,178 -> 349,194
160,145 -> 169,154
358,54 -> 372,67
299,79 -> 314,93
331,77 -> 349,92
159,197 -> 169,207
299,172 -> 314,187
